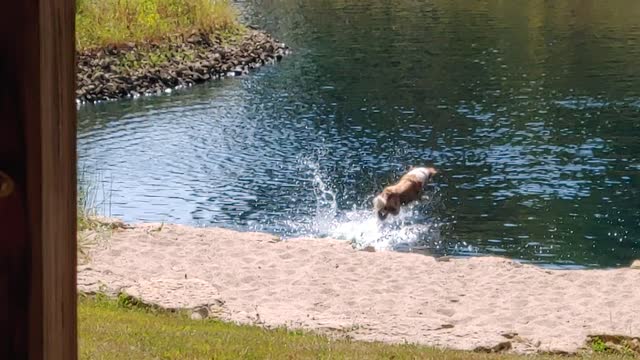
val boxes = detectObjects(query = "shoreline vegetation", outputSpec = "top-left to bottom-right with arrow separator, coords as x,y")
76,0 -> 289,102
79,294 -> 634,359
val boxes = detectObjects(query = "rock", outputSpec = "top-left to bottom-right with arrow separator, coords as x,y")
534,340 -> 541,347
190,306 -> 209,320
104,83 -> 117,93
631,260 -> 640,269
437,324 -> 454,330
629,338 -> 640,354
76,29 -> 289,102
474,341 -> 512,353
90,71 -> 104,81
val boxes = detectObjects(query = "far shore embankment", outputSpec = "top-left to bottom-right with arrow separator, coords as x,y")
76,30 -> 289,102
75,0 -> 289,102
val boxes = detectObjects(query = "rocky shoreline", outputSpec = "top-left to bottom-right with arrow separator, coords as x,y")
76,29 -> 289,102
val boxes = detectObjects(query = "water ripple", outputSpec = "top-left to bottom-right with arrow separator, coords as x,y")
78,0 -> 640,267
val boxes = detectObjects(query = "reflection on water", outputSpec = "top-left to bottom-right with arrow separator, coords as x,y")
78,0 -> 640,267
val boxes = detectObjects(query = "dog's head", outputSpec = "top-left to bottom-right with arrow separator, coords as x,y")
424,167 -> 438,181
373,191 -> 401,220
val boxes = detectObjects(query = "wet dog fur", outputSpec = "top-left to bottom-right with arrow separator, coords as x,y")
373,167 -> 438,220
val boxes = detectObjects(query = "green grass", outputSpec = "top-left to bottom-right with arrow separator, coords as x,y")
77,168 -> 118,264
591,338 -> 609,353
76,0 -> 242,50
588,336 -> 639,357
78,295 -> 631,360
78,167 -> 100,232
77,167 -> 115,231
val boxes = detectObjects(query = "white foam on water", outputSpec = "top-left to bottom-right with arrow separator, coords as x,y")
328,206 -> 440,251
286,159 -> 444,252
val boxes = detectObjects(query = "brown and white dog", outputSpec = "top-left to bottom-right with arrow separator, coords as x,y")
373,166 -> 438,220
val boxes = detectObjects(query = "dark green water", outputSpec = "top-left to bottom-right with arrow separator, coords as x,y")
78,0 -> 640,267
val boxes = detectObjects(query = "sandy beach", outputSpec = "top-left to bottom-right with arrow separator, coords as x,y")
78,223 -> 640,354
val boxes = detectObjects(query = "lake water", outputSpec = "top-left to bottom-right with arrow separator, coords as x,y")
78,0 -> 640,267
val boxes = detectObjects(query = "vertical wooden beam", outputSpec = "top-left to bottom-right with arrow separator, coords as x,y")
0,0 -> 77,359
38,0 -> 77,358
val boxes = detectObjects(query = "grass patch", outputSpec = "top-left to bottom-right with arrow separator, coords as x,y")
79,295 -> 630,360
591,337 -> 609,353
588,335 -> 640,357
77,168 -> 117,263
77,167 -> 115,231
76,0 -> 243,50
78,167 -> 103,232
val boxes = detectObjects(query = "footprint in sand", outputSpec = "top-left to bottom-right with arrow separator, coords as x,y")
240,256 -> 257,264
319,287 -> 336,296
278,252 -> 294,260
311,302 -> 330,312
239,275 -> 256,284
511,299 -> 529,308
436,308 -> 456,317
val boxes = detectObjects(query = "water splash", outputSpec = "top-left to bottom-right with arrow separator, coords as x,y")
287,159 -> 445,253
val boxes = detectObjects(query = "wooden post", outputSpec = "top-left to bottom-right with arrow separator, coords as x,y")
0,0 -> 77,359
